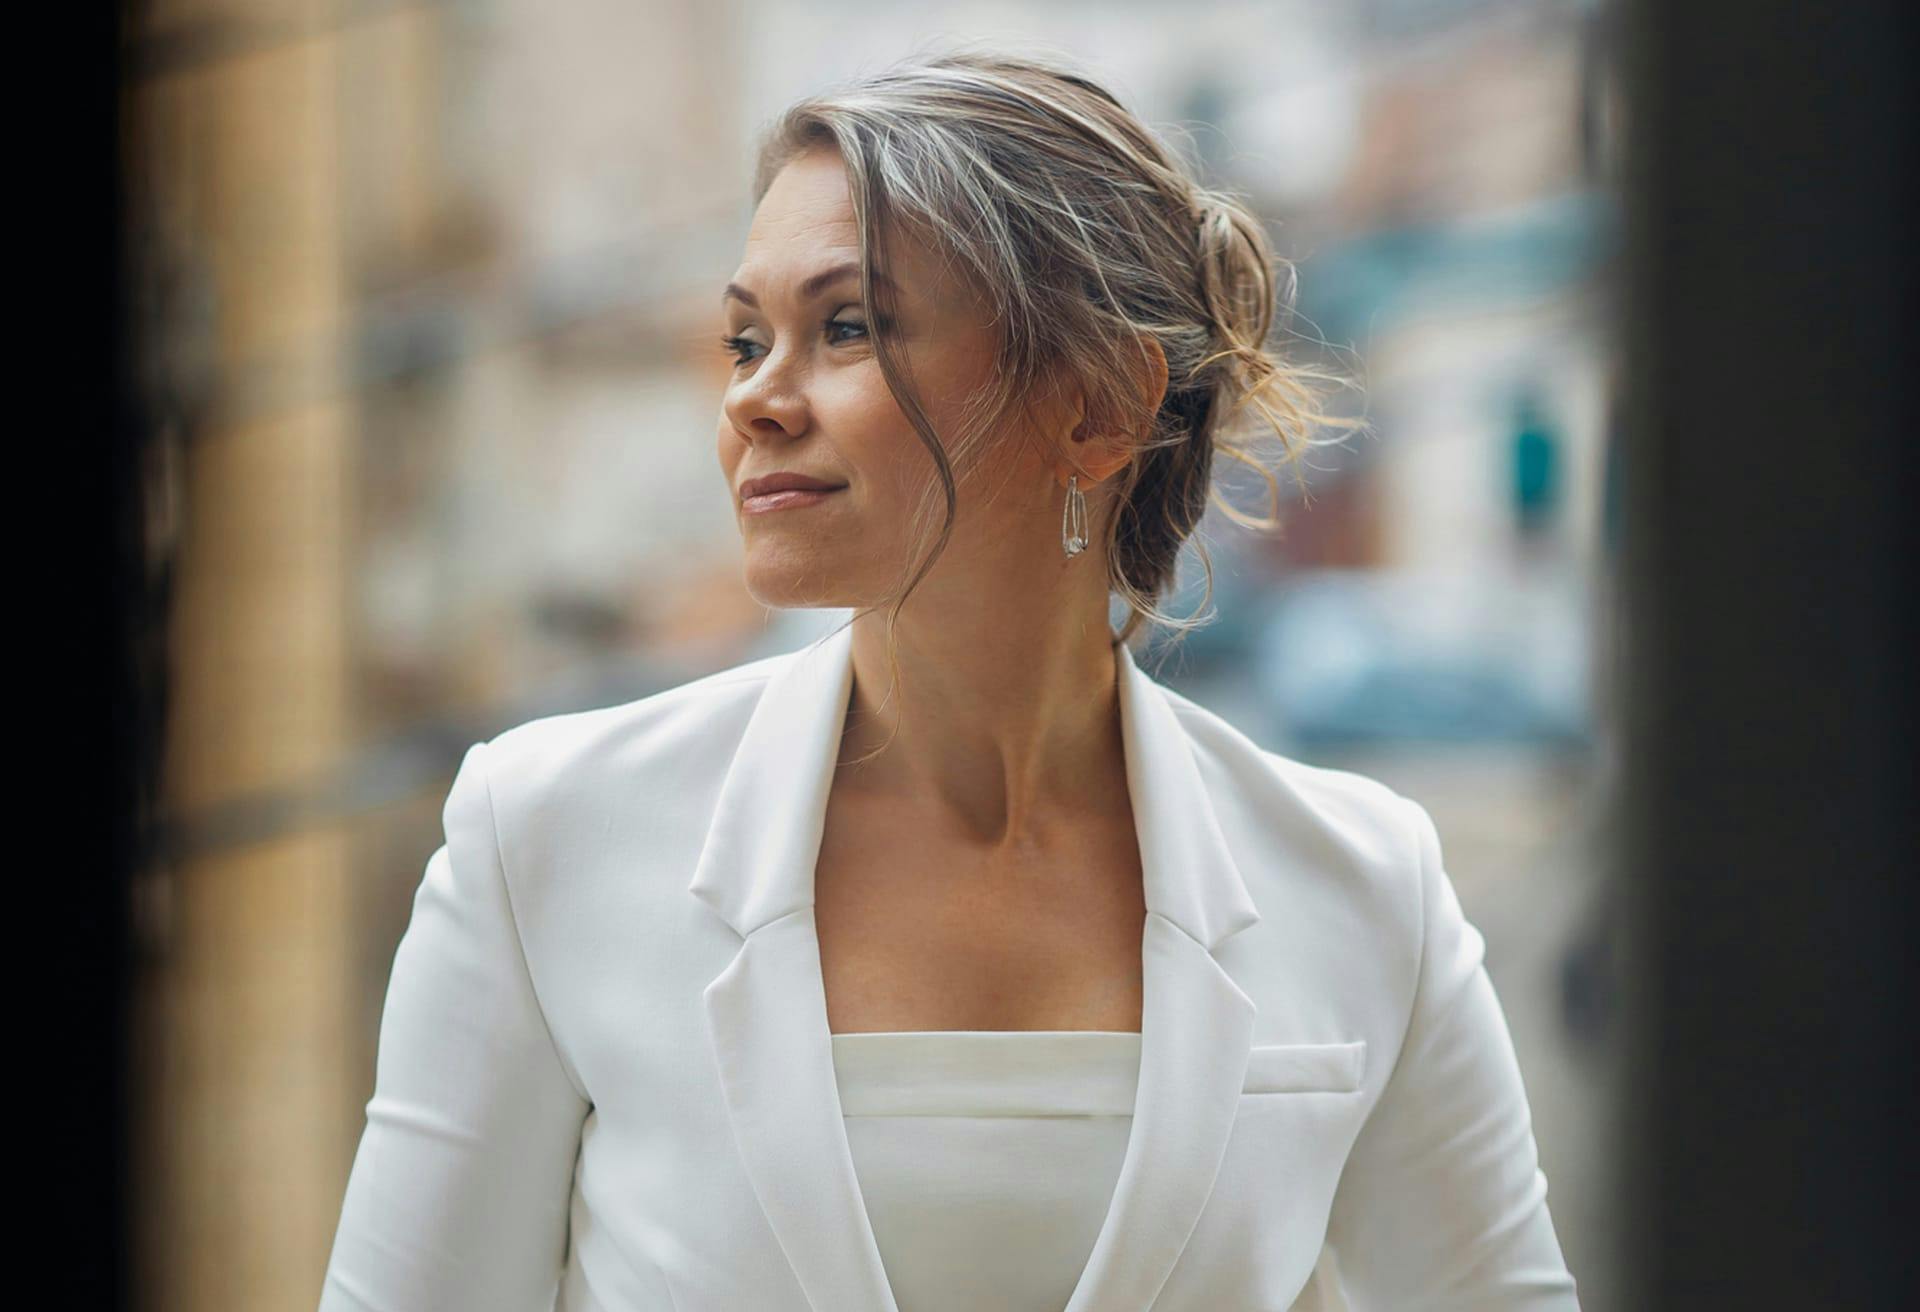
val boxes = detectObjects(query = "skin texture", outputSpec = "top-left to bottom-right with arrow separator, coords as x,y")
717,144 -> 1171,1033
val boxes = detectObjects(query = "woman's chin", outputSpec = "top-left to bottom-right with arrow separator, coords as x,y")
741,560 -> 857,611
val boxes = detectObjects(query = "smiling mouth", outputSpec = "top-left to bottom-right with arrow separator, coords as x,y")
741,486 -> 846,514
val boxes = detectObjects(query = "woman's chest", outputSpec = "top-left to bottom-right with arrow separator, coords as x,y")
811,790 -> 1149,1034
540,814 -> 1375,1312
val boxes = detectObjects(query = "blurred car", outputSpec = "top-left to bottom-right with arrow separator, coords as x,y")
1250,565 -> 1593,751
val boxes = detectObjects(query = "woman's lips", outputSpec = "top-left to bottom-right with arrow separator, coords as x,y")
741,486 -> 845,514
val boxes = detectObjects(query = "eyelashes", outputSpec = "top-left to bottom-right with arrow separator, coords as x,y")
718,317 -> 876,367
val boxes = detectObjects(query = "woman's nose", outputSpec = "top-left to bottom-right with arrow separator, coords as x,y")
726,361 -> 808,442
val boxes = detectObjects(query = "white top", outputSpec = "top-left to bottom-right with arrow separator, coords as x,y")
830,1029 -> 1143,1312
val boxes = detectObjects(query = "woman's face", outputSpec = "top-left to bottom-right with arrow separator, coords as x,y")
716,145 -> 1075,611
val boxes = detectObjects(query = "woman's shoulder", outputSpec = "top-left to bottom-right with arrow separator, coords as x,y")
1159,680 -> 1433,899
476,644 -> 792,808
1161,681 -> 1422,828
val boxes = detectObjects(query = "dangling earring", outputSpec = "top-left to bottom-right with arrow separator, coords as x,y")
1061,473 -> 1089,557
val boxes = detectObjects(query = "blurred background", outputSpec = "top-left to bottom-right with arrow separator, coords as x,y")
104,0 -> 1899,1309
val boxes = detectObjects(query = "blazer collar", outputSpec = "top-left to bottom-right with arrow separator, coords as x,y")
692,620 -> 1264,1312
689,619 -> 1261,949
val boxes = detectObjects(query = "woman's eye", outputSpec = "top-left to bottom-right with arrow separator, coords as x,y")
719,317 -> 879,369
718,334 -> 760,365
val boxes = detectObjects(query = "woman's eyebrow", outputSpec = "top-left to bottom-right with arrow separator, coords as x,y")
722,263 -> 896,308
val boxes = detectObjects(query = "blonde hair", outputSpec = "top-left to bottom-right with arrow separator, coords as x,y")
750,46 -> 1363,743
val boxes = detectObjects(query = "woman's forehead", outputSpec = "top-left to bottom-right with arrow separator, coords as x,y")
736,158 -> 987,320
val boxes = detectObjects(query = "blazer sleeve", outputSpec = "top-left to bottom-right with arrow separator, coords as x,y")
319,740 -> 590,1312
1321,796 -> 1581,1310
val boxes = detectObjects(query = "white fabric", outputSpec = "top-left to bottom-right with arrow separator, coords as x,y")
317,622 -> 1580,1311
831,1029 -> 1140,1312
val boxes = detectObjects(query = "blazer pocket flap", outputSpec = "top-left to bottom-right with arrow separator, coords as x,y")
1243,1040 -> 1367,1094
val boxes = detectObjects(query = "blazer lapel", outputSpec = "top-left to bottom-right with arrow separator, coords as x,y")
689,621 -> 1265,1312
691,623 -> 897,1312
1062,639 -> 1263,1312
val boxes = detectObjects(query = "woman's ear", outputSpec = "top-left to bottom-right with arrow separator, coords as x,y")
1059,434 -> 1135,487
1128,334 -> 1170,419
1053,334 -> 1168,488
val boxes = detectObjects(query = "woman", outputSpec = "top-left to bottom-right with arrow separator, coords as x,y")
319,49 -> 1580,1312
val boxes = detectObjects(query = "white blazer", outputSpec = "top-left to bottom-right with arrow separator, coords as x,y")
319,621 -> 1580,1312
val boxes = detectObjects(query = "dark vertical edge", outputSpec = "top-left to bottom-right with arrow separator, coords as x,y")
1616,0 -> 1918,1308
66,1 -> 139,1305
